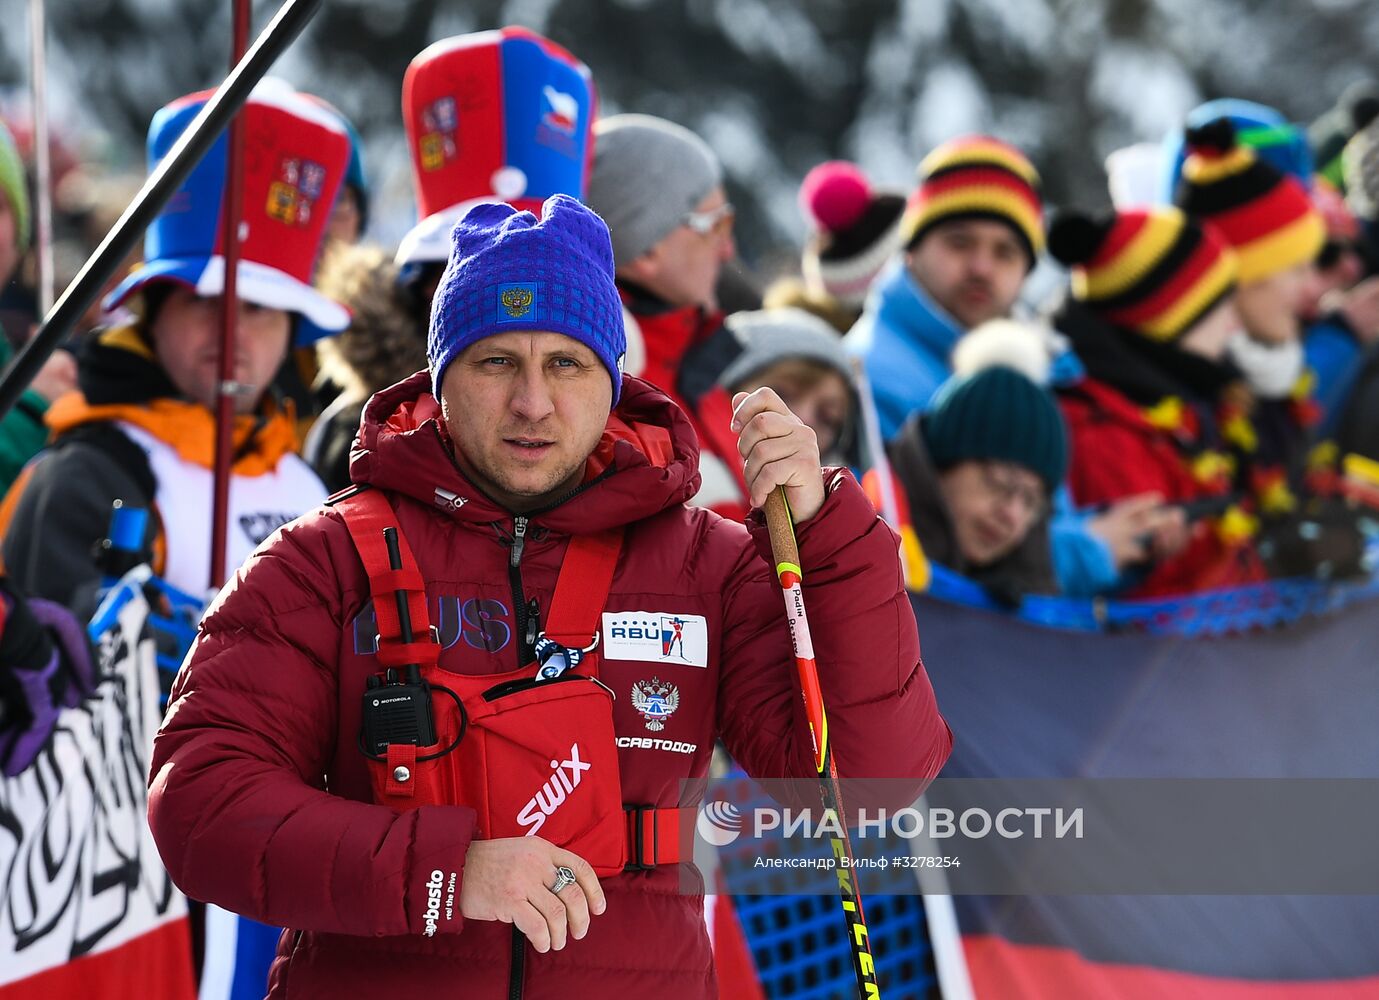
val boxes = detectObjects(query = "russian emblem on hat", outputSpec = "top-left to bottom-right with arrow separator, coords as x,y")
103,79 -> 351,345
396,27 -> 596,268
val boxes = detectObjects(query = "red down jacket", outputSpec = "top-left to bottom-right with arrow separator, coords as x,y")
147,372 -> 951,999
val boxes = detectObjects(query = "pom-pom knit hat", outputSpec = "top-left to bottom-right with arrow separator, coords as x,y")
798,161 -> 905,308
901,135 -> 1045,269
103,79 -> 351,345
1049,207 -> 1238,343
396,27 -> 596,268
1175,118 -> 1324,284
428,195 -> 626,406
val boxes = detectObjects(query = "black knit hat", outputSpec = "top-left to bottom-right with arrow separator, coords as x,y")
921,366 -> 1068,490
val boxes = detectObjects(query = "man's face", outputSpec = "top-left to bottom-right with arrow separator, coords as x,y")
439,331 -> 613,512
1236,262 -> 1311,345
0,188 -> 19,288
937,459 -> 1045,566
150,287 -> 291,414
906,219 -> 1028,330
623,187 -> 735,311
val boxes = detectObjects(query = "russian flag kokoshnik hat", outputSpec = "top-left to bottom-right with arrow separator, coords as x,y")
104,79 -> 351,345
395,27 -> 597,269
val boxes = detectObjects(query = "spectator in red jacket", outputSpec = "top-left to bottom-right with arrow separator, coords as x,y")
586,114 -> 751,519
1050,206 -> 1269,597
147,195 -> 950,999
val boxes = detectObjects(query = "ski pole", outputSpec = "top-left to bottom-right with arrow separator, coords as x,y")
763,487 -> 881,1000
0,0 -> 323,423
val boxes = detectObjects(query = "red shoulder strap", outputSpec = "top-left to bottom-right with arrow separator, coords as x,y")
332,489 -> 438,670
543,528 -> 623,650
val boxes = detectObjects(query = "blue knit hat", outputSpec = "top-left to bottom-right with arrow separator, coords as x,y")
921,366 -> 1068,491
428,194 -> 626,404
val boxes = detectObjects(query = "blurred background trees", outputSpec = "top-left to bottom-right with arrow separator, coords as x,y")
3,0 -> 1377,273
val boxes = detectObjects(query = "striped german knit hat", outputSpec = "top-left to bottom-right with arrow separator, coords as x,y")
901,135 -> 1044,269
1049,206 -> 1238,342
1175,118 -> 1324,284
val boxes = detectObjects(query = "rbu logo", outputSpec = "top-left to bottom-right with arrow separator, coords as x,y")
516,743 -> 592,836
602,611 -> 710,668
610,617 -> 658,641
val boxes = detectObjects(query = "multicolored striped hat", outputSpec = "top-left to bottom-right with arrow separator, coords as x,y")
396,27 -> 596,269
1049,206 -> 1238,342
901,135 -> 1044,268
1175,119 -> 1324,284
103,80 -> 351,345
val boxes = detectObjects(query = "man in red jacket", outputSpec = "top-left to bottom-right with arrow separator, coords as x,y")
147,195 -> 950,999
586,114 -> 751,519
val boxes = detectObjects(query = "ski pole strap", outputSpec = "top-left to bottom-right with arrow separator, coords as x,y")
623,805 -> 687,871
330,488 -> 439,670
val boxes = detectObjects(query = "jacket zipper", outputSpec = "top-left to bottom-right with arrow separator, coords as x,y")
509,516 -> 533,666
509,924 -> 526,1000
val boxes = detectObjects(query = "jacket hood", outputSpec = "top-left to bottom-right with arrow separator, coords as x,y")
349,371 -> 704,534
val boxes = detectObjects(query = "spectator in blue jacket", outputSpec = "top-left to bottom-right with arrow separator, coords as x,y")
845,135 -> 1045,440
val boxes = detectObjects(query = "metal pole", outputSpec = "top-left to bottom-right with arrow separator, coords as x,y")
209,0 -> 252,590
0,0 -> 324,422
27,0 -> 54,315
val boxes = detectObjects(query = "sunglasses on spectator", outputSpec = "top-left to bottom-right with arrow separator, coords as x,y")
979,461 -> 1046,519
1316,239 -> 1355,271
682,202 -> 735,237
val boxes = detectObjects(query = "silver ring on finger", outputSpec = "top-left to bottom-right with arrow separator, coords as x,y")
549,865 -> 576,895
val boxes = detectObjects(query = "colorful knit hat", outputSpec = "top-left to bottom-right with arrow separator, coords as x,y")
922,366 -> 1068,491
103,80 -> 351,345
1175,119 -> 1325,284
0,120 -> 29,253
1160,99 -> 1314,203
901,135 -> 1044,268
428,195 -> 626,405
798,161 -> 905,308
1049,207 -> 1238,342
397,28 -> 596,268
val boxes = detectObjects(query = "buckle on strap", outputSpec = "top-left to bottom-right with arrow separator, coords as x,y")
624,804 -> 657,872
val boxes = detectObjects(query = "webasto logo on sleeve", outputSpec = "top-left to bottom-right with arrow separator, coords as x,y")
423,869 -> 444,937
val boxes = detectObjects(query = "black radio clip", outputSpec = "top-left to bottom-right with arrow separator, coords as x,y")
359,527 -> 465,762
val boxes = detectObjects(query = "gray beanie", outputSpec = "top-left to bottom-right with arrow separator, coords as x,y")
720,308 -> 856,392
587,114 -> 722,264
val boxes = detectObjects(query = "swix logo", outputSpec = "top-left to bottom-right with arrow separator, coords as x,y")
516,744 -> 592,836
422,869 -> 444,937
434,487 -> 468,510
